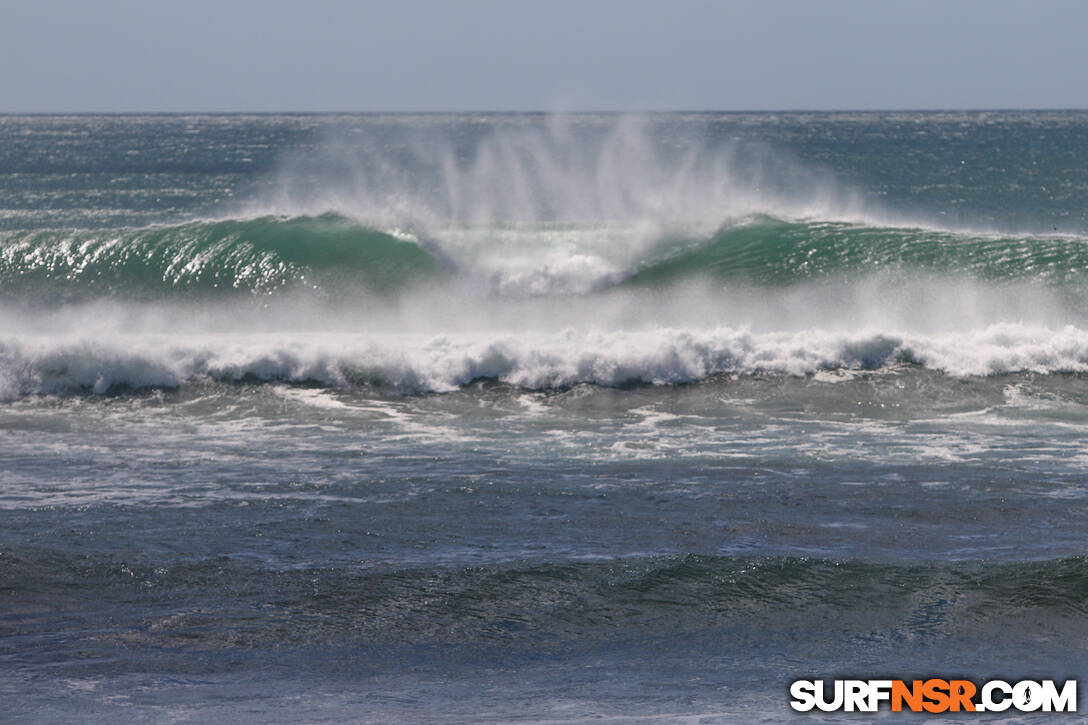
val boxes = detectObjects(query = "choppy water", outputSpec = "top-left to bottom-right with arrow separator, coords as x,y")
3,112 -> 1088,722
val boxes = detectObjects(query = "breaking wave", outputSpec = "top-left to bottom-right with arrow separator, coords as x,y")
4,213 -> 1088,301
630,216 -> 1088,286
0,213 -> 441,301
6,323 -> 1088,398
4,114 -> 1088,399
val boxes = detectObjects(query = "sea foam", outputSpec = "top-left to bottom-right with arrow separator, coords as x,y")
4,323 -> 1088,399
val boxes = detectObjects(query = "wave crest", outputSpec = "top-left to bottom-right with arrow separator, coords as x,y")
0,213 -> 441,301
5,213 -> 1088,302
6,323 -> 1088,398
630,215 -> 1088,286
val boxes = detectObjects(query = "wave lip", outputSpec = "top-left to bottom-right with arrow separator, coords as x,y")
5,323 -> 1088,398
0,213 -> 442,301
628,215 -> 1088,287
6,212 -> 1088,304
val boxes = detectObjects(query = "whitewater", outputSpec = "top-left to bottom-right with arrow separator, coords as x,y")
3,112 -> 1088,723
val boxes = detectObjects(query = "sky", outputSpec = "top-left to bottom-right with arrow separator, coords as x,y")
2,0 -> 1086,112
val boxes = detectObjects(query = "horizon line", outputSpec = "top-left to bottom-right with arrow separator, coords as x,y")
2,107 -> 1088,116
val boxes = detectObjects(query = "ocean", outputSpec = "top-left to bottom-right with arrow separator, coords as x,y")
2,111 -> 1088,722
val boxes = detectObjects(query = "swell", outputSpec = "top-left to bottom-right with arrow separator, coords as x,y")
0,213 -> 442,301
629,215 -> 1088,287
6,552 -> 1088,646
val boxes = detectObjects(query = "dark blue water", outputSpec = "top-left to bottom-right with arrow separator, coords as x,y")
3,113 -> 1088,722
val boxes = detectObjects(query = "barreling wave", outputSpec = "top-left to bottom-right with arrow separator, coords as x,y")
4,212 -> 1088,302
629,215 -> 1088,287
5,323 -> 1088,398
0,213 -> 442,301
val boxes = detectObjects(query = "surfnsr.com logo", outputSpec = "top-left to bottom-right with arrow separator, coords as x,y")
789,679 -> 1077,713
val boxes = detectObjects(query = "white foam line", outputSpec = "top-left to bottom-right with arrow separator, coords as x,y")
5,322 -> 1088,398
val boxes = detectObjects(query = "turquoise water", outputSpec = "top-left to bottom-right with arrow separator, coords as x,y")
3,112 -> 1088,722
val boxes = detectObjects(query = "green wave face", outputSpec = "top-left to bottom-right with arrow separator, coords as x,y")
628,216 -> 1088,286
0,213 -> 442,301
5,212 -> 1088,303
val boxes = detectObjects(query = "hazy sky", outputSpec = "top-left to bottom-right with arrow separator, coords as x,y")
2,0 -> 1086,112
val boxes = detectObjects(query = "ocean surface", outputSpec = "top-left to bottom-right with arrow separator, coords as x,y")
3,111 -> 1088,722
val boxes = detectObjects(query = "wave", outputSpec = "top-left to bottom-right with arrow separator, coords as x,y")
629,215 -> 1088,286
0,213 -> 442,301
7,551 -> 1088,644
6,323 -> 1088,398
3,212 -> 1088,301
